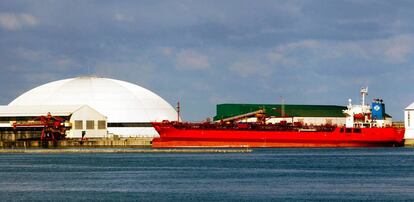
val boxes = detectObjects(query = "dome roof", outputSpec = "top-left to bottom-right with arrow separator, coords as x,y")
9,76 -> 177,123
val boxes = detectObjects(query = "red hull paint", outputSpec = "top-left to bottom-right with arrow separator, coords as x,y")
151,122 -> 405,148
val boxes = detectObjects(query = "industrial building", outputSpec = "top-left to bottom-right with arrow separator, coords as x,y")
0,76 -> 178,140
0,105 -> 107,141
404,103 -> 414,145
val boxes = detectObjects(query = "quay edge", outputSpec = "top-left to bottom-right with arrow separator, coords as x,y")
404,139 -> 414,147
0,137 -> 153,148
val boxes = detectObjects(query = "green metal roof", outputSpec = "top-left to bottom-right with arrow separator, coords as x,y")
213,103 -> 347,121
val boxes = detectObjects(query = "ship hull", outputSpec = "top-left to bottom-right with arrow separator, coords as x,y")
152,140 -> 400,148
151,123 -> 405,148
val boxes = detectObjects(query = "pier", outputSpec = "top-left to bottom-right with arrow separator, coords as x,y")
0,138 -> 252,153
0,137 -> 153,148
0,148 -> 252,153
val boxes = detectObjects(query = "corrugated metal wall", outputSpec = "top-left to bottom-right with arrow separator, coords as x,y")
214,104 -> 347,121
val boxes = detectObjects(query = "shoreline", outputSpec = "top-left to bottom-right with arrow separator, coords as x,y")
0,148 -> 253,154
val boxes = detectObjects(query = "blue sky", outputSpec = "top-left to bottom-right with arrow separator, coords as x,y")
1,0 -> 414,121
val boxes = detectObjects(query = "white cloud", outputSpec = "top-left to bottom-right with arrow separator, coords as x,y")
161,47 -> 173,56
275,40 -> 320,53
94,57 -> 158,85
113,13 -> 134,22
0,13 -> 38,31
15,48 -> 42,61
266,40 -> 319,68
175,49 -> 211,70
266,35 -> 414,68
13,48 -> 79,72
208,94 -> 238,105
317,35 -> 414,63
382,35 -> 414,63
267,52 -> 297,66
229,59 -> 271,78
55,57 -> 76,69
329,35 -> 414,64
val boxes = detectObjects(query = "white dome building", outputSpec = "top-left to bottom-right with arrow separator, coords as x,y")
9,76 -> 178,137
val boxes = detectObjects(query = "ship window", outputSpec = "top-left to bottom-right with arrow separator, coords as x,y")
86,120 -> 94,130
408,112 -> 411,127
345,128 -> 352,133
74,120 -> 83,130
353,128 -> 361,133
98,120 -> 106,129
340,128 -> 344,133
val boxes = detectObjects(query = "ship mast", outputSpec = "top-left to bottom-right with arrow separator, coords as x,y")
360,87 -> 368,106
176,101 -> 180,122
281,96 -> 285,118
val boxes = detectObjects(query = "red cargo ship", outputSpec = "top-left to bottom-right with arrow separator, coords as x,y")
151,122 -> 404,148
152,88 -> 405,148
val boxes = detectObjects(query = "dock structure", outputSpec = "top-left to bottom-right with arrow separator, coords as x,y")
0,148 -> 252,154
0,137 -> 153,149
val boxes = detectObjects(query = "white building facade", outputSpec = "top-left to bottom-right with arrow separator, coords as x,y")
404,103 -> 414,142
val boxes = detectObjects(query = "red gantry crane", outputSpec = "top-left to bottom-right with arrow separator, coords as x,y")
12,112 -> 68,147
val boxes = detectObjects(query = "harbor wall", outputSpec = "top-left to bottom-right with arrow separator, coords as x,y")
0,137 -> 152,148
2,137 -> 413,148
404,139 -> 414,147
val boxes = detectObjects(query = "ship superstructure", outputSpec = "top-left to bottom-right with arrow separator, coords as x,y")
343,87 -> 389,128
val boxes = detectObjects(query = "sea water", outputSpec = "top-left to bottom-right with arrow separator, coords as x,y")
0,148 -> 414,201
